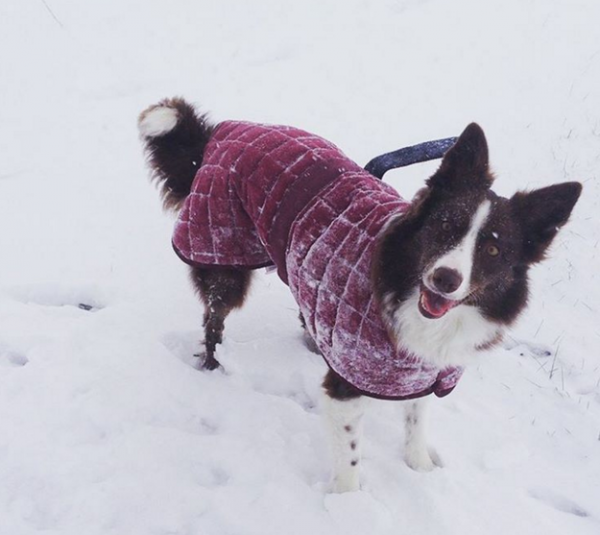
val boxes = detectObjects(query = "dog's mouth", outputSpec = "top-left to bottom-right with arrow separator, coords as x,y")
418,286 -> 461,319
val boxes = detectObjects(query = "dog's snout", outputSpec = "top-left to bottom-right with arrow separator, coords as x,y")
432,267 -> 463,294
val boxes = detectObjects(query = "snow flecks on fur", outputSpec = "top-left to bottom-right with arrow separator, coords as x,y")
286,175 -> 464,399
425,199 -> 492,301
174,120 -> 463,398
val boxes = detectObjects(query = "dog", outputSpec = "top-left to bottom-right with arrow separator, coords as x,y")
138,97 -> 581,492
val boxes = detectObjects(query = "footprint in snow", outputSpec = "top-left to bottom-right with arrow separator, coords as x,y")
6,283 -> 104,312
161,330 -> 203,368
0,349 -> 29,368
192,465 -> 230,487
503,338 -> 553,358
528,488 -> 590,518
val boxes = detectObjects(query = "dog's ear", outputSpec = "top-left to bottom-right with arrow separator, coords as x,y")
427,123 -> 493,192
510,182 -> 582,264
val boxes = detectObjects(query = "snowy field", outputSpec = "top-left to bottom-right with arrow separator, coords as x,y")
1,0 -> 599,534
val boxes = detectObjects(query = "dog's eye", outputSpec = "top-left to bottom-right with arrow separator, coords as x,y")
487,245 -> 500,257
441,221 -> 452,231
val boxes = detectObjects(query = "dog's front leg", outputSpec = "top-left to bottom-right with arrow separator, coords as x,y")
403,398 -> 442,471
322,388 -> 366,493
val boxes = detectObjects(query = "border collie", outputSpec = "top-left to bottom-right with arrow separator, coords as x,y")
138,97 -> 581,492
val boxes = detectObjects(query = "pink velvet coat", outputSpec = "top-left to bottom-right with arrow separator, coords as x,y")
173,121 -> 463,399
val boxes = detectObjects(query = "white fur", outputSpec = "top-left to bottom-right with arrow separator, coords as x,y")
138,106 -> 179,138
384,198 -> 503,368
323,394 -> 442,489
425,199 -> 491,300
389,288 -> 503,368
322,394 -> 367,493
403,399 -> 443,471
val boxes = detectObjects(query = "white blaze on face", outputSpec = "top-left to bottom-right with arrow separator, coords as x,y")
426,199 -> 491,300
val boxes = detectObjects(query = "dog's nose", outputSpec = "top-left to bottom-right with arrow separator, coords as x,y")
432,267 -> 463,294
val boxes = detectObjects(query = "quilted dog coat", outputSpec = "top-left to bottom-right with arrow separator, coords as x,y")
173,121 -> 463,399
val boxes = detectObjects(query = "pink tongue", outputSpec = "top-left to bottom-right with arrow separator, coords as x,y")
422,290 -> 455,317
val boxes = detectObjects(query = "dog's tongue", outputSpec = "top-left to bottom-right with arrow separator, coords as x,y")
420,288 -> 456,318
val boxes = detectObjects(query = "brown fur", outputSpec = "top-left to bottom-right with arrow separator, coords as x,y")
189,267 -> 252,370
323,369 -> 362,400
139,99 -> 249,369
372,124 -> 581,335
510,182 -> 582,264
139,97 -> 214,211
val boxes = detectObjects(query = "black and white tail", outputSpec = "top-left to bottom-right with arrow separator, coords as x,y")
138,97 -> 214,211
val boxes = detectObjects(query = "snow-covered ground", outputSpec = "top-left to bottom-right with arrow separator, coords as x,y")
1,0 -> 599,533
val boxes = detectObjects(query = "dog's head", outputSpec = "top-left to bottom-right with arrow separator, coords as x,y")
374,123 -> 582,327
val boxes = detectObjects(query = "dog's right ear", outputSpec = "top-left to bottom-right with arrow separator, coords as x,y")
427,123 -> 493,192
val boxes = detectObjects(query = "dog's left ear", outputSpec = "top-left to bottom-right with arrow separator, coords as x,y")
510,182 -> 582,264
427,123 -> 493,192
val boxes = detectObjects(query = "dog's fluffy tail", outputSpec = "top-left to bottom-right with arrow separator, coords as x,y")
138,97 -> 214,211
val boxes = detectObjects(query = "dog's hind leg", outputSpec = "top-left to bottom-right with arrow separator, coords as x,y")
322,370 -> 366,492
189,266 -> 252,370
298,312 -> 321,355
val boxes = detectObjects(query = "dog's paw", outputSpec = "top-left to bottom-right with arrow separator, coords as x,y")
404,447 -> 443,472
404,451 -> 435,471
193,352 -> 223,371
330,475 -> 361,493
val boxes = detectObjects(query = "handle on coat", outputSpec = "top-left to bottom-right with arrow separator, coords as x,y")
364,136 -> 458,179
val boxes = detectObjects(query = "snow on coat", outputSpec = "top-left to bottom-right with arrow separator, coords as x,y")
173,121 -> 463,399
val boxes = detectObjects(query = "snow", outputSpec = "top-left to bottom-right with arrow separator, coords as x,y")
1,0 -> 599,534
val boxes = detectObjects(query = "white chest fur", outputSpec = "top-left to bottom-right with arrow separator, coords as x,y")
386,289 -> 503,368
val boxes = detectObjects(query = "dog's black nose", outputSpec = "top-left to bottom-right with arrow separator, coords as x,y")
432,267 -> 463,294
